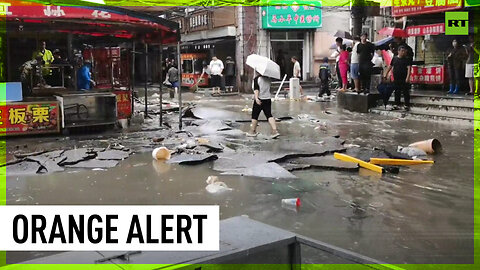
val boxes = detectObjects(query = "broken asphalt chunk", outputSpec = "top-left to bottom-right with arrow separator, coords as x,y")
221,162 -> 297,179
96,150 -> 131,160
6,161 -> 44,176
58,149 -> 97,166
167,154 -> 218,165
291,156 -> 359,171
66,159 -> 119,168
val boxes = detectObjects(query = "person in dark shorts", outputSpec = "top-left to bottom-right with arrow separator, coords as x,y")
247,73 -> 279,139
209,55 -> 224,95
318,57 -> 331,98
224,56 -> 235,92
384,46 -> 412,111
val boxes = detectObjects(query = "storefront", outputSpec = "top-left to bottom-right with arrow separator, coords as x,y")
261,5 -> 322,81
170,7 -> 237,88
1,4 -> 179,136
392,0 -> 464,90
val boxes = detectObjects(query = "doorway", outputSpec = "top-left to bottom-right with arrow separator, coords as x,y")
270,31 -> 304,80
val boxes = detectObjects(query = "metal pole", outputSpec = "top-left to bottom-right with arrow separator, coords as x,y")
159,45 -> 163,127
144,43 -> 148,118
131,42 -> 136,115
177,42 -> 182,130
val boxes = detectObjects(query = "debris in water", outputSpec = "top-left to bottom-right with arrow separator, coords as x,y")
167,153 -> 218,165
205,176 -> 233,193
397,146 -> 427,157
221,162 -> 297,179
152,147 -> 172,160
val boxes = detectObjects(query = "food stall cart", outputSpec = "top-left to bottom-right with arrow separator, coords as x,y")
181,53 -> 209,88
1,5 -> 179,136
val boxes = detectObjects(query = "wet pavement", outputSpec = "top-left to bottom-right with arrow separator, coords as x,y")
4,91 -> 475,264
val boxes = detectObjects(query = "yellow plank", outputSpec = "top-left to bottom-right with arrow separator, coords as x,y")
369,158 -> 434,166
334,153 -> 383,174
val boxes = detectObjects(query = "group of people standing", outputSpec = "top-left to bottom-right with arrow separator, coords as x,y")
20,41 -> 91,95
333,34 -> 378,94
331,33 -> 411,95
447,35 -> 478,96
325,34 -> 415,110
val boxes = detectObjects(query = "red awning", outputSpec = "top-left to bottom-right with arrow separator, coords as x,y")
5,5 -> 179,44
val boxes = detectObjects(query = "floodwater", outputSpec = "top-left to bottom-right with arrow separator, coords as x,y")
5,92 -> 475,264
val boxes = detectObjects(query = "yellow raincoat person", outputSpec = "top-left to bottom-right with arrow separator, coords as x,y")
32,41 -> 54,76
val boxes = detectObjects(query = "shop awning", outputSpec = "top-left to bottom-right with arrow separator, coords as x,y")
5,5 -> 179,44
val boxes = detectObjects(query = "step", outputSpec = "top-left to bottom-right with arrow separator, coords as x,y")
385,98 -> 474,114
406,94 -> 474,108
371,107 -> 476,126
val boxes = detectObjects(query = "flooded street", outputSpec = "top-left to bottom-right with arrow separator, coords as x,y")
5,93 -> 474,264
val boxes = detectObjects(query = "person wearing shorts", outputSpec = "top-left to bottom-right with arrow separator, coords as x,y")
209,56 -> 224,95
247,73 -> 279,139
465,35 -> 478,95
350,35 -> 361,92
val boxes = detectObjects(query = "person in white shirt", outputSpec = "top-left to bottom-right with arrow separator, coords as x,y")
350,35 -> 361,93
372,50 -> 384,68
209,56 -> 224,95
291,56 -> 304,96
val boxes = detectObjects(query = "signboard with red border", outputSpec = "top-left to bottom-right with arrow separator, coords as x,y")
182,74 -> 209,87
410,65 -> 445,85
406,23 -> 445,36
392,0 -> 463,17
114,91 -> 132,120
0,102 -> 60,136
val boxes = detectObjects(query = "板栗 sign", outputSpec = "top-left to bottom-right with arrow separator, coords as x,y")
261,5 -> 322,29
0,102 -> 60,136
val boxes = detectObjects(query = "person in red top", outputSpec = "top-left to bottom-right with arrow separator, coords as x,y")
338,44 -> 349,92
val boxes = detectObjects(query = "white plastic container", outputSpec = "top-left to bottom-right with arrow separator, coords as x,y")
289,78 -> 300,99
281,198 -> 301,207
152,147 -> 171,160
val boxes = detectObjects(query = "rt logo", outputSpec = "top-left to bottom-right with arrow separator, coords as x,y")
445,12 -> 469,35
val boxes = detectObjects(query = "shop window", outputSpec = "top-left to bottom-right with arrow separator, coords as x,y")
271,31 -> 287,40
287,31 -> 304,40
193,58 -> 206,74
182,59 -> 193,74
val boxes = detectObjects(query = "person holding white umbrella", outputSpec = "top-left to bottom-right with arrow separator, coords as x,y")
245,54 -> 280,138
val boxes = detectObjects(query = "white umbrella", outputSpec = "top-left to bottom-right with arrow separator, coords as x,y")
246,54 -> 281,80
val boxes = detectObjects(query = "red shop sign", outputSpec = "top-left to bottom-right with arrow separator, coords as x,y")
114,91 -> 132,120
0,102 -> 60,136
406,23 -> 445,36
392,0 -> 463,17
410,65 -> 445,85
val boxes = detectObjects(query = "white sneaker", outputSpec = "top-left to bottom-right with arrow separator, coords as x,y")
246,132 -> 259,137
270,132 -> 280,139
